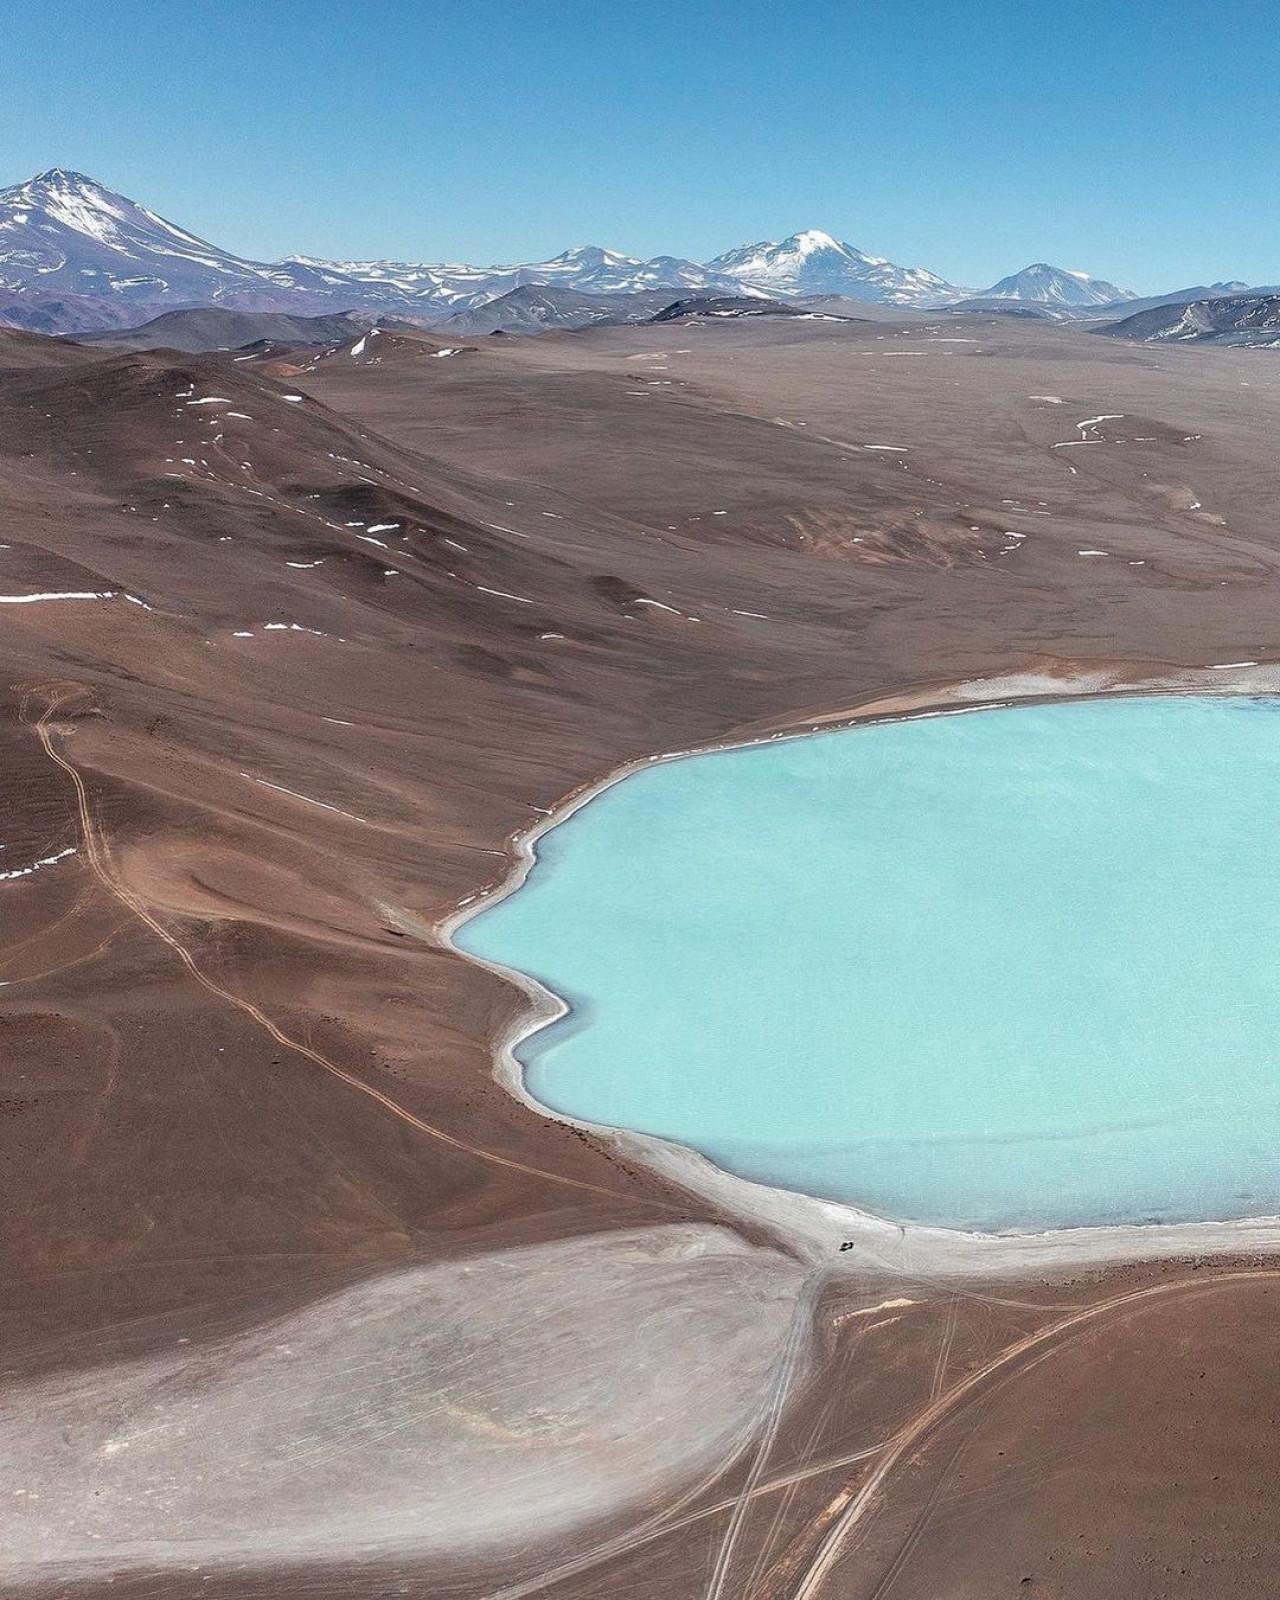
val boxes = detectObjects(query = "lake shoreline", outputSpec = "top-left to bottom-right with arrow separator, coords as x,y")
438,659 -> 1280,1279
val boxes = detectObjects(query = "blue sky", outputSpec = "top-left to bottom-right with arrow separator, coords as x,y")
3,0 -> 1278,291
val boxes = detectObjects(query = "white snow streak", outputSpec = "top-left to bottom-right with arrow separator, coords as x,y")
0,590 -> 115,604
0,846 -> 76,882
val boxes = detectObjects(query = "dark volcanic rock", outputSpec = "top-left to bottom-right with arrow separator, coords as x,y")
649,294 -> 803,322
81,308 -> 380,353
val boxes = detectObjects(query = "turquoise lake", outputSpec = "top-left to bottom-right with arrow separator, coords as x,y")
456,696 -> 1280,1233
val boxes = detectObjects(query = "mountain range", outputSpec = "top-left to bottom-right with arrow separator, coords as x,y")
976,263 -> 1136,307
0,169 -> 1166,335
1100,292 -> 1280,346
706,228 -> 964,304
436,284 -> 683,336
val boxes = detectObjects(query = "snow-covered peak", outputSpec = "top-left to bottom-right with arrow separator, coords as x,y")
980,263 -> 1137,307
25,168 -> 103,193
790,228 -> 841,254
546,245 -> 638,270
707,229 -> 965,306
0,168 -> 282,309
8,169 -> 138,244
10,168 -> 215,254
26,168 -> 101,192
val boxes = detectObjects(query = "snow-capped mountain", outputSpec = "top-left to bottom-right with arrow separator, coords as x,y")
0,168 -> 302,308
0,171 -> 1173,336
286,244 -> 745,311
979,263 -> 1137,307
706,229 -> 966,306
0,171 -> 745,327
507,245 -> 741,299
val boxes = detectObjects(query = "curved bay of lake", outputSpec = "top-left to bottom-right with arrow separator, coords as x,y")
457,696 -> 1280,1233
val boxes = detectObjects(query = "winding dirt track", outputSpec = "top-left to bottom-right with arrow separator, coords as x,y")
787,1267 -> 1280,1599
25,686 -> 626,1204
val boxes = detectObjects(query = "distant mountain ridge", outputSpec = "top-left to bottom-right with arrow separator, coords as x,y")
437,284 -> 680,336
1099,292 -> 1280,346
79,307 -> 380,353
0,169 -> 1255,336
979,263 -> 1137,307
292,243 -> 747,312
0,171 -> 748,328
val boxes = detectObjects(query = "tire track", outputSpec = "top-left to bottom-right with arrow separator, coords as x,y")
23,686 -> 631,1204
790,1267 -> 1280,1599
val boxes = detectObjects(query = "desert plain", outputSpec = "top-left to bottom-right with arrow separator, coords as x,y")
3,310 -> 1280,1597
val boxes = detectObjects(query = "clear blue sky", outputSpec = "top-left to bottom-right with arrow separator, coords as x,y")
3,0 -> 1278,292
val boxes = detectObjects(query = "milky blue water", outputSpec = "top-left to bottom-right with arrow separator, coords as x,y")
456,696 -> 1280,1233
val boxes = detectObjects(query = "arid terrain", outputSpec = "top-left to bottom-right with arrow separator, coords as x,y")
4,310 -> 1280,1597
